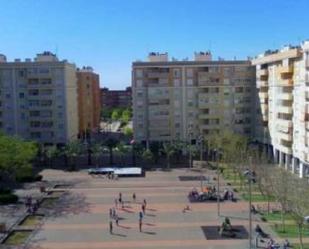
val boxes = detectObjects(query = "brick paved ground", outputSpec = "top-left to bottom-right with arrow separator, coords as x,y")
27,168 -> 274,249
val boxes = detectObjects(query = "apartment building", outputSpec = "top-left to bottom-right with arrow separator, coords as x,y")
100,87 -> 132,109
132,52 -> 256,144
77,66 -> 101,136
0,52 -> 78,145
252,42 -> 309,178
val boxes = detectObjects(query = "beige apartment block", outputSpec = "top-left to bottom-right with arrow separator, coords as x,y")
252,41 -> 309,178
0,52 -> 78,145
132,52 -> 255,145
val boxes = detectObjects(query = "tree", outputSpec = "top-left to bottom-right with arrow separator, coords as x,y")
0,134 -> 37,185
116,142 -> 130,166
91,143 -> 104,168
63,141 -> 83,171
45,145 -> 60,168
288,176 -> 309,249
111,109 -> 121,121
271,167 -> 293,232
161,142 -> 176,169
103,138 -> 118,165
142,149 -> 154,164
124,127 -> 133,138
121,109 -> 132,124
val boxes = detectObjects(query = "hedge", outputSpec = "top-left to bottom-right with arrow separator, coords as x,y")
0,194 -> 18,205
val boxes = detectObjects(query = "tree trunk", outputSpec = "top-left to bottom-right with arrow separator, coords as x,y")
267,196 -> 270,214
298,223 -> 304,249
109,148 -> 113,165
167,155 -> 170,169
281,206 -> 285,232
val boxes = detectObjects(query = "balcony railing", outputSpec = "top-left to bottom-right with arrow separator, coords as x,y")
278,92 -> 293,100
278,106 -> 293,114
278,65 -> 293,75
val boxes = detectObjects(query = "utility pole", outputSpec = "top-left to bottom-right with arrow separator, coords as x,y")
188,129 -> 192,169
249,156 -> 253,249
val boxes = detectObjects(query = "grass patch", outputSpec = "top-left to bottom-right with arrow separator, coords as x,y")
272,224 -> 309,238
40,198 -> 58,208
3,230 -> 32,245
291,243 -> 309,249
19,215 -> 44,226
261,211 -> 293,222
242,193 -> 275,202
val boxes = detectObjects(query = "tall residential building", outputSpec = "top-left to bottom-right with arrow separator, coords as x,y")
77,66 -> 101,136
100,87 -> 132,109
252,42 -> 309,178
0,52 -> 78,145
132,52 -> 256,143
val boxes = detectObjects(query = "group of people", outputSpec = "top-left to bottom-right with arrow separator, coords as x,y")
222,188 -> 234,201
25,196 -> 40,214
109,192 -> 148,234
255,224 -> 290,249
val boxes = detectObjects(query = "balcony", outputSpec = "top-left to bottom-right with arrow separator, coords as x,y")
280,79 -> 293,85
278,119 -> 293,128
278,106 -> 293,114
257,69 -> 268,77
257,80 -> 268,87
258,92 -> 268,99
278,92 -> 293,100
147,72 -> 169,78
278,65 -> 293,75
278,132 -> 293,141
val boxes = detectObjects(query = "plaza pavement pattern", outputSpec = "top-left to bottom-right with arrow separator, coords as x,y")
28,168 -> 266,249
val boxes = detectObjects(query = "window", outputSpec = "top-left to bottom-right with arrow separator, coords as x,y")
28,89 -> 39,96
136,69 -> 143,78
29,111 -> 40,117
187,79 -> 193,86
19,93 -> 25,98
187,69 -> 193,77
5,94 -> 11,98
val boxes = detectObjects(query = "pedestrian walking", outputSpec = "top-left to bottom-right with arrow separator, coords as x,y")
112,208 -> 116,218
109,221 -> 113,234
109,208 -> 113,218
139,219 -> 142,232
114,198 -> 118,208
133,193 -> 136,202
143,199 -> 147,207
119,192 -> 122,200
139,211 -> 143,221
115,215 -> 119,226
142,204 -> 145,214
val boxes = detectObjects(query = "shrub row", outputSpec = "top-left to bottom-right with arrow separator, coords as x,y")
16,174 -> 43,183
0,194 -> 18,205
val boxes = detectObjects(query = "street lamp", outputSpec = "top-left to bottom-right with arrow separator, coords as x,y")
188,126 -> 193,169
248,156 -> 253,249
214,149 -> 220,217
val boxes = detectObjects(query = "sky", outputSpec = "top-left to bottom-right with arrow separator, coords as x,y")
0,0 -> 309,89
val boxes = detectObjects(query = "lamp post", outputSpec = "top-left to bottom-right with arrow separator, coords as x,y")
188,126 -> 193,169
248,156 -> 253,249
214,149 -> 220,217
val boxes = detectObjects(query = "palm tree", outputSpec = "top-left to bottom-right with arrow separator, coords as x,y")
63,141 -> 83,171
91,143 -> 104,168
103,138 -> 118,165
161,142 -> 176,169
45,145 -> 59,168
116,142 -> 130,166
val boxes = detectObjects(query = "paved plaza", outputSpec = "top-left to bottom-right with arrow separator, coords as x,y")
27,168 -> 267,249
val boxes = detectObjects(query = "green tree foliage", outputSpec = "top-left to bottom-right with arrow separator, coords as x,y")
121,109 -> 132,124
63,141 -> 83,170
0,134 -> 37,181
45,145 -> 60,167
111,109 -> 121,121
142,149 -> 154,163
103,138 -> 119,165
124,127 -> 133,138
161,142 -> 176,169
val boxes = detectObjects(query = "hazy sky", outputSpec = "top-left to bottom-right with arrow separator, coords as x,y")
0,0 -> 308,89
